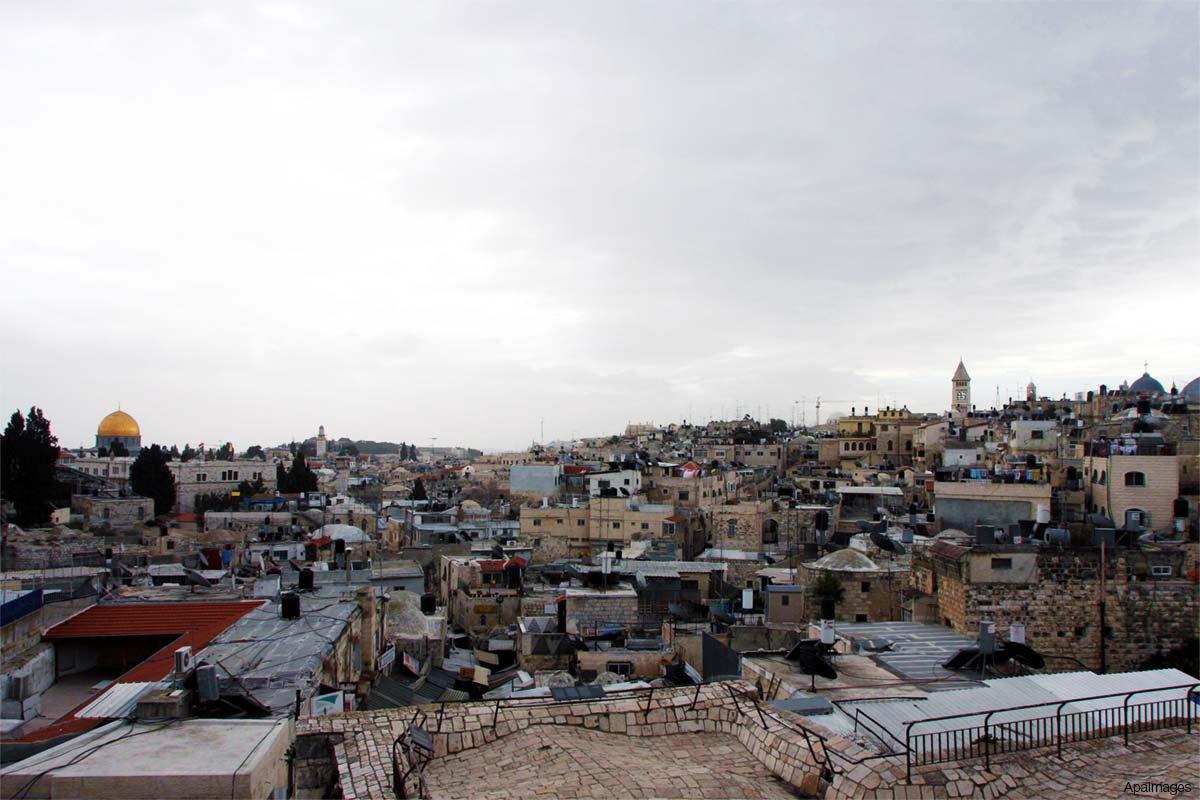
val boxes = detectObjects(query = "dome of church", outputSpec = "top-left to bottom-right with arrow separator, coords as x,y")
1182,377 -> 1200,404
1129,372 -> 1165,395
97,410 -> 140,437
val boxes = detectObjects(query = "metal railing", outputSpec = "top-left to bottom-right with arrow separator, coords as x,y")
903,683 -> 1199,780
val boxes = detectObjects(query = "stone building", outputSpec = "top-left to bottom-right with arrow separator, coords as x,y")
909,539 -> 1200,672
1083,444 -> 1179,531
169,458 -> 277,513
71,494 -> 154,530
794,547 -> 907,623
642,463 -> 739,509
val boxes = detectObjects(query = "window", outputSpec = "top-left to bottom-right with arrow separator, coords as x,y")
887,441 -> 893,451
1099,471 -> 1106,485
991,558 -> 1013,570
678,491 -> 689,501
606,661 -> 633,676
623,478 -> 631,485
480,615 -> 487,626
1124,472 -> 1146,487
1151,565 -> 1173,578
167,540 -> 175,550
137,506 -> 145,520
780,595 -> 790,606
860,581 -> 871,592
532,519 -> 541,527
640,522 -> 649,530
855,614 -> 868,622
1031,430 -> 1044,440
577,519 -> 586,527
612,521 -> 621,529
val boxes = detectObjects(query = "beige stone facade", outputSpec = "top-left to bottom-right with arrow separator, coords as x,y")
1083,453 -> 1179,530
911,543 -> 1200,672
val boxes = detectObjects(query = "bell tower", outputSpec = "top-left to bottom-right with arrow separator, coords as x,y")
952,360 -> 971,416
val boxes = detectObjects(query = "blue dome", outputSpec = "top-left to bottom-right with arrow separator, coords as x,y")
1182,377 -> 1200,404
1129,372 -> 1165,395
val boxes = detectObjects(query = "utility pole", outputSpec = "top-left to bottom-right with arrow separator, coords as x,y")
540,418 -> 544,447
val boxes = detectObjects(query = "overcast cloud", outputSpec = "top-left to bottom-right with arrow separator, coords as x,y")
1,2 -> 1197,451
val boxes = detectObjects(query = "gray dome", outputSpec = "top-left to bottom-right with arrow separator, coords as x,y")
1129,372 -> 1165,395
1182,377 -> 1199,404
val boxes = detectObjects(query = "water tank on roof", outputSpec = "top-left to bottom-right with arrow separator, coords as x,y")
281,591 -> 301,620
1045,528 -> 1070,545
299,568 -> 315,592
196,663 -> 219,702
1036,505 -> 1050,525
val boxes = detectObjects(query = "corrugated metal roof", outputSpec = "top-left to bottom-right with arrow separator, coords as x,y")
75,682 -> 166,719
835,669 -> 1197,755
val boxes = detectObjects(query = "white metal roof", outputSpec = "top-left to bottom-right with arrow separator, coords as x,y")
837,486 -> 904,496
75,681 -> 166,719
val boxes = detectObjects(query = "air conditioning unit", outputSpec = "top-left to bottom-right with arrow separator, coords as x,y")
173,646 -> 195,676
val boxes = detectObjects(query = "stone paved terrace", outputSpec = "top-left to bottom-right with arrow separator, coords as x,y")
423,726 -> 796,799
295,681 -> 1199,799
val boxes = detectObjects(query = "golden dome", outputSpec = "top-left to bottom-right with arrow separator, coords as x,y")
97,410 -> 140,438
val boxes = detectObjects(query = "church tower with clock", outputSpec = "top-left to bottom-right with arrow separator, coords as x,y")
952,360 -> 971,416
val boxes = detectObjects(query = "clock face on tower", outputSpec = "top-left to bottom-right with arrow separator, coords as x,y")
956,390 -> 966,401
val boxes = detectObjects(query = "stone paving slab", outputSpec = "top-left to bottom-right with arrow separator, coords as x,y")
423,726 -> 797,799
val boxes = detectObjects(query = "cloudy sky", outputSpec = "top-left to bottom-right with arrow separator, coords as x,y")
2,2 -> 1197,451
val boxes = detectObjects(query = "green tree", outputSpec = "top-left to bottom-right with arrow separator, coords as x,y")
180,444 -> 197,462
108,440 -> 130,457
811,571 -> 845,608
1,407 -> 63,526
215,442 -> 235,461
340,442 -> 359,457
276,461 -> 291,493
769,418 -> 788,434
167,444 -> 181,460
408,444 -> 419,462
288,455 -> 318,494
130,444 -> 177,516
411,478 -> 428,501
243,445 -> 265,460
195,491 -> 236,515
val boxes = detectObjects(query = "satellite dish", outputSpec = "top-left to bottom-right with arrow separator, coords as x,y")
181,567 -> 211,591
869,532 -> 905,555
784,640 -> 838,680
1001,640 -> 1045,669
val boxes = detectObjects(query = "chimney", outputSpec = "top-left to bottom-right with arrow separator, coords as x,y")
356,587 -> 377,674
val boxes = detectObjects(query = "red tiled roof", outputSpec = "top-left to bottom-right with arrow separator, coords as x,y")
562,465 -> 592,474
666,515 -> 687,523
477,559 -> 505,573
10,601 -> 264,742
45,601 -> 261,643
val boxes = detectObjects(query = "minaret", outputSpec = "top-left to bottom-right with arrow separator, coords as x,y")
1026,380 -> 1037,402
316,425 -> 327,459
952,360 -> 971,416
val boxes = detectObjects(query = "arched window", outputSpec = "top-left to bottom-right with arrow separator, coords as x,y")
1099,471 -> 1106,485
1124,472 -> 1146,487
